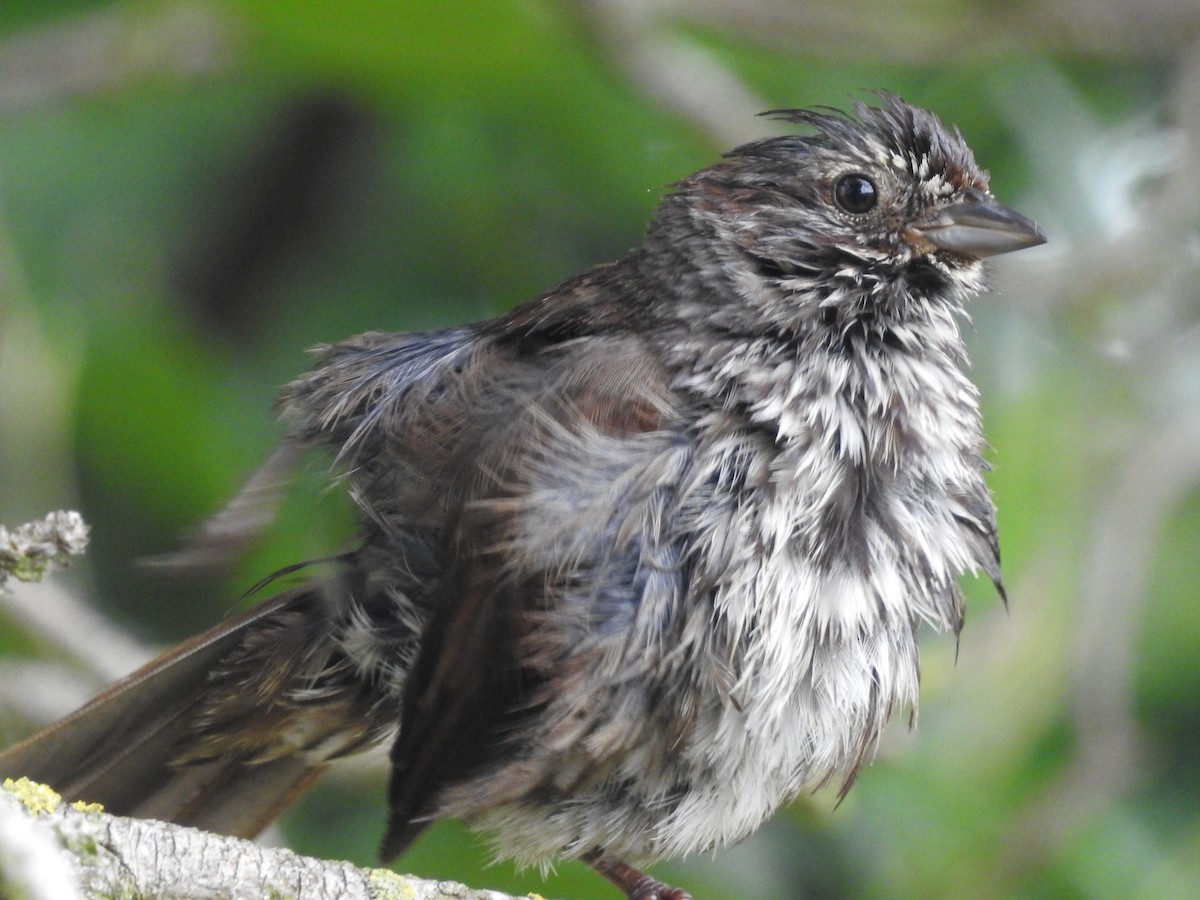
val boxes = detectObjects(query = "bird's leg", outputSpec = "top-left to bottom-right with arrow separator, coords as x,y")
584,851 -> 692,900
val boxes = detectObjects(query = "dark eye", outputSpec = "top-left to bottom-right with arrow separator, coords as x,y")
834,174 -> 877,214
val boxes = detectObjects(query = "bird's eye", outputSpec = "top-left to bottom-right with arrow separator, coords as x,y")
834,174 -> 877,214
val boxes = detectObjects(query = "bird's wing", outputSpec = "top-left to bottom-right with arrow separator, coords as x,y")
376,331 -> 689,859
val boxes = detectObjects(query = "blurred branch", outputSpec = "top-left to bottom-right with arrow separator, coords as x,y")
0,513 -> 151,727
990,39 -> 1200,880
576,0 -> 1200,66
570,0 -> 1200,153
0,779 -> 526,900
0,660 -> 111,728
1073,416 -> 1200,787
574,0 -> 773,147
0,2 -> 237,112
1,577 -> 153,685
1004,417 -> 1200,872
0,780 -> 83,900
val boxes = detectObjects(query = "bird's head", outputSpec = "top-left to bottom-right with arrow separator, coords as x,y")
658,94 -> 1045,331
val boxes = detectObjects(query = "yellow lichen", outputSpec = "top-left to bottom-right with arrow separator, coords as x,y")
2,776 -> 61,814
365,868 -> 416,900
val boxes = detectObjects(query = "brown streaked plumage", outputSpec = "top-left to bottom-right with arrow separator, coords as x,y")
0,95 -> 1044,900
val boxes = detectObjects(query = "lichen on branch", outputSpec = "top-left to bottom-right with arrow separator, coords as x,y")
0,511 -> 89,587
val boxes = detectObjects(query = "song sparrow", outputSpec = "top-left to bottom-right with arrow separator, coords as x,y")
0,95 -> 1044,899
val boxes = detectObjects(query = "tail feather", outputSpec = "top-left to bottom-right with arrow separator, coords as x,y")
0,587 -> 347,839
133,754 -> 328,837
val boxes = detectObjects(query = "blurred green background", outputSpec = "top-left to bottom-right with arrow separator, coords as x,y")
2,1 -> 1199,898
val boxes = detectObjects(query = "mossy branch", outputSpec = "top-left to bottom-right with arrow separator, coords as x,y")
0,779 -> 530,900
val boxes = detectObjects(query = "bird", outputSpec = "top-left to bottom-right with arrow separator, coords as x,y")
0,94 -> 1044,900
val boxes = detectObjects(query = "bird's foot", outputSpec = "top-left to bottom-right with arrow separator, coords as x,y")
585,852 -> 692,900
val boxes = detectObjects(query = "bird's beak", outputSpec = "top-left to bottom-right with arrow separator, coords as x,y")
914,190 -> 1046,259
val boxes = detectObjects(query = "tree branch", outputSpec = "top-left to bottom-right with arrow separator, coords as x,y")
0,778 -> 530,900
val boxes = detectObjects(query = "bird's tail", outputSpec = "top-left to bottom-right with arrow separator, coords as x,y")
0,581 -> 390,839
